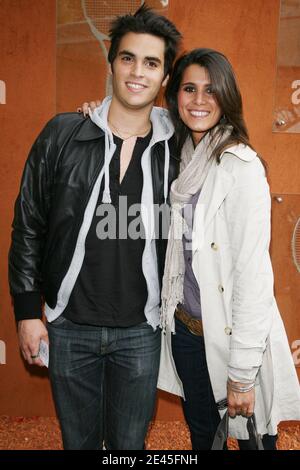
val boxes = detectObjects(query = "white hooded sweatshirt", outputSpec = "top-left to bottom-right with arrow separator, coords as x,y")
45,97 -> 174,329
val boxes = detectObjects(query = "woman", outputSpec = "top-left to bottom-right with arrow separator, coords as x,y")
158,48 -> 300,450
80,48 -> 300,450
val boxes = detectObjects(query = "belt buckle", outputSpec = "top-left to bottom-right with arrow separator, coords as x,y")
187,319 -> 200,336
188,327 -> 198,336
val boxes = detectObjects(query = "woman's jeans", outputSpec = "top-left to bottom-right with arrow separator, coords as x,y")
47,315 -> 161,450
171,317 -> 277,450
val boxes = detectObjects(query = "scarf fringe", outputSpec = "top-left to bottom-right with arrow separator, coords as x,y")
160,274 -> 184,334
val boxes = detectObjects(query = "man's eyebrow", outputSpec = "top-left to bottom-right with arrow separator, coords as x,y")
145,56 -> 161,64
118,50 -> 162,64
118,50 -> 135,57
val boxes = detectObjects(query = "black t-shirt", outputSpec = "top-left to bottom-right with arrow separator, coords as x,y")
63,131 -> 152,326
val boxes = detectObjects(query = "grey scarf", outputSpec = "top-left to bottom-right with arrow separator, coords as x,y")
160,127 -> 231,333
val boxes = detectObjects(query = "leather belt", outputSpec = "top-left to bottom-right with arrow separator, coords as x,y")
175,305 -> 203,336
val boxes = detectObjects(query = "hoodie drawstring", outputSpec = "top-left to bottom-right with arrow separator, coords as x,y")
102,130 -> 115,203
163,140 -> 170,204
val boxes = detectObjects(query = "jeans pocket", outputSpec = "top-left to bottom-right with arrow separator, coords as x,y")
49,315 -> 67,327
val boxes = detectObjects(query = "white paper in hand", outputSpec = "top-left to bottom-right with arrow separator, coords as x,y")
39,339 -> 49,367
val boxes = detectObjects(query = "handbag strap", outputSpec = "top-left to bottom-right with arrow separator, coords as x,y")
211,411 -> 264,450
211,411 -> 229,450
247,414 -> 264,450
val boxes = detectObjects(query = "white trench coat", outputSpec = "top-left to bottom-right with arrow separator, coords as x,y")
158,144 -> 300,439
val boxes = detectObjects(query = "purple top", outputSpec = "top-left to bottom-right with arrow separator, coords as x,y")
181,190 -> 202,319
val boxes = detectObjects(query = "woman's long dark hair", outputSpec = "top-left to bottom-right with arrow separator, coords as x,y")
166,48 -> 265,166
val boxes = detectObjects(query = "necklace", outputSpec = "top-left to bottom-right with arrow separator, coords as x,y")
109,121 -> 151,141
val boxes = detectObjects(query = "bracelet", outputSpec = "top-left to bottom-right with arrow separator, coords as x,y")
227,378 -> 255,393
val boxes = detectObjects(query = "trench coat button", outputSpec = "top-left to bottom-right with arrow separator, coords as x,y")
211,242 -> 218,251
218,285 -> 224,293
224,327 -> 232,335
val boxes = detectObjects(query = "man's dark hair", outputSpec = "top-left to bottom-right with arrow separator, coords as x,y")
108,4 -> 182,77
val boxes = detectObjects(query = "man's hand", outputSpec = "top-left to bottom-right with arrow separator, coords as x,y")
18,319 -> 49,367
77,100 -> 101,118
227,382 -> 255,419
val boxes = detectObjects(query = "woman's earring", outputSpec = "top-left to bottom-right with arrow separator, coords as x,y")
220,114 -> 227,125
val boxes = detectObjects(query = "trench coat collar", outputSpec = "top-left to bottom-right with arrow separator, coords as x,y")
220,143 -> 257,162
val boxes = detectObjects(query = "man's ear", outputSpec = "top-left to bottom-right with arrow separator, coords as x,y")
109,63 -> 113,75
162,74 -> 169,88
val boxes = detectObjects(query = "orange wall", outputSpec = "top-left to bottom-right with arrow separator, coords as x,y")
0,0 -> 299,420
0,0 -> 56,416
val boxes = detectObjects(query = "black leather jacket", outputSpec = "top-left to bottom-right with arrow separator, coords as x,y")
9,113 -> 179,320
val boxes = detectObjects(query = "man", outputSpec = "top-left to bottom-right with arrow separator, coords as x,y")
8,5 -> 181,450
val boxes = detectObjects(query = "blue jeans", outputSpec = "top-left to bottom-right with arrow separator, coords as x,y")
47,316 -> 161,450
172,317 -> 277,450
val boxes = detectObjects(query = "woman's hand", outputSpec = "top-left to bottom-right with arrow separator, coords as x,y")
227,381 -> 255,418
77,100 -> 102,117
